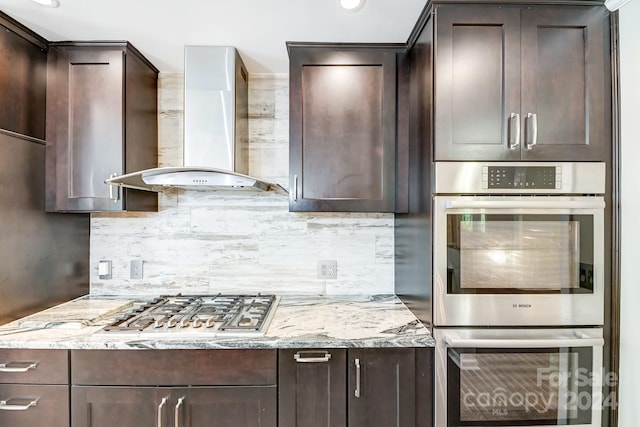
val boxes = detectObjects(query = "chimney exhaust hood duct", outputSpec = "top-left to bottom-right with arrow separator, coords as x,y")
106,46 -> 286,193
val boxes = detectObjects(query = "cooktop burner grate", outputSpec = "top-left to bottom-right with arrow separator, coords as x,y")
100,294 -> 279,337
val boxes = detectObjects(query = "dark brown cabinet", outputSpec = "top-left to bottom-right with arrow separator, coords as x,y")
72,386 -> 276,427
434,4 -> 611,161
288,43 -> 401,212
279,348 -> 432,427
46,42 -> 158,212
71,349 -> 277,427
0,11 -> 47,139
0,349 -> 70,427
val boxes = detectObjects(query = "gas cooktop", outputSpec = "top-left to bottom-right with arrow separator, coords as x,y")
99,294 -> 279,338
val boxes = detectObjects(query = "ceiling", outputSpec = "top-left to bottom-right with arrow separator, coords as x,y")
0,0 -> 428,73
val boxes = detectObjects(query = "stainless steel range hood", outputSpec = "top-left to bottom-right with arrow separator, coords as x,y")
106,46 -> 286,193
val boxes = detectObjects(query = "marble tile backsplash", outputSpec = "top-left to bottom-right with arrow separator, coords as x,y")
90,73 -> 394,296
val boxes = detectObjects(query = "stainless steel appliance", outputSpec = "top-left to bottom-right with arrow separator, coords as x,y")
106,46 -> 285,193
100,294 -> 279,337
435,328 -> 604,427
433,162 -> 605,327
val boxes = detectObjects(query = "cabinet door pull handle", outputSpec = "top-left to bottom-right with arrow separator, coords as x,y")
157,397 -> 168,427
354,358 -> 361,398
109,173 -> 120,202
0,397 -> 39,411
508,113 -> 520,149
294,351 -> 332,363
526,112 -> 538,150
293,174 -> 298,202
174,396 -> 185,427
0,362 -> 38,373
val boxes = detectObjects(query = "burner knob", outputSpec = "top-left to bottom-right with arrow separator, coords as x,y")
167,318 -> 178,328
179,319 -> 190,328
154,319 -> 164,328
192,319 -> 203,328
205,318 -> 216,328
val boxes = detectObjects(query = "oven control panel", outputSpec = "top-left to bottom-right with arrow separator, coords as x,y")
483,166 -> 561,189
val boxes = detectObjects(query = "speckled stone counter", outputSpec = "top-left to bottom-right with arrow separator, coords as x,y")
0,295 -> 434,350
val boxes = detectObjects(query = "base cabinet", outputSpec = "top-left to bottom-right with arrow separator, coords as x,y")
279,348 -> 433,427
0,349 -> 70,427
70,349 -> 277,427
71,386 -> 277,427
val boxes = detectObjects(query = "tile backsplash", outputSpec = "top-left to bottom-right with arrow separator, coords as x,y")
90,73 -> 394,296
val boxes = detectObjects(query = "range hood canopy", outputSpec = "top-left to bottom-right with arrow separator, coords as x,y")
106,46 -> 286,194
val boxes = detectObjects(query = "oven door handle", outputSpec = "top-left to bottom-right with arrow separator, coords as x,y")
444,199 -> 605,210
444,335 -> 604,349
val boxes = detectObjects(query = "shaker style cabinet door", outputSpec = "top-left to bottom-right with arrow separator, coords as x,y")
71,386 -> 169,427
519,6 -> 610,161
279,349 -> 347,427
185,386 -> 277,427
288,44 -> 398,212
46,42 -> 158,212
0,12 -> 47,139
434,5 -> 522,161
47,47 -> 125,212
434,4 -> 611,162
348,348 -> 416,427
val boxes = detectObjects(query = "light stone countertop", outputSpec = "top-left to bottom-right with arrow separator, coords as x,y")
0,294 -> 434,350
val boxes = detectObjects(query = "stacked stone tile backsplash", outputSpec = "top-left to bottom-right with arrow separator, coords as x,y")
90,73 -> 394,296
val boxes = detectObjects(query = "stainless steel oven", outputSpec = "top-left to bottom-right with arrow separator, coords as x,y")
435,328 -> 604,427
433,162 -> 605,327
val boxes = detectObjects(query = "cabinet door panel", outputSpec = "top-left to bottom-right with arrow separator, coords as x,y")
302,65 -> 383,200
348,349 -> 415,427
279,349 -> 347,427
186,386 -> 276,427
71,386 -> 168,427
434,5 -> 521,161
67,50 -> 124,208
289,47 -> 397,212
520,6 -> 610,161
0,16 -> 47,139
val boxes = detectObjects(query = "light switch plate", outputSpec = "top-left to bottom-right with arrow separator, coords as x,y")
98,260 -> 112,280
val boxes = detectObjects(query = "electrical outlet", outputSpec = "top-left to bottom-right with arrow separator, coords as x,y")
130,260 -> 144,279
317,260 -> 337,280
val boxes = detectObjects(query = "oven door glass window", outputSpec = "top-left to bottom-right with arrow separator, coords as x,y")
447,214 -> 594,294
448,347 -> 593,426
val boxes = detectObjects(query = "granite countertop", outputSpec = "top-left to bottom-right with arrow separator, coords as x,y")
0,294 -> 434,350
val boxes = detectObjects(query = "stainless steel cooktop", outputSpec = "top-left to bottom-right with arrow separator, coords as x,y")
99,294 -> 279,337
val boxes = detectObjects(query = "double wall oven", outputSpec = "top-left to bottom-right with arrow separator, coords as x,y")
432,162 -> 606,427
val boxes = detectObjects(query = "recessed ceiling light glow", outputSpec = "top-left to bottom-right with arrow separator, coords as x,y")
32,0 -> 60,8
339,0 -> 365,12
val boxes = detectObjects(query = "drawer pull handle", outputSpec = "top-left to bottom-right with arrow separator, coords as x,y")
175,396 -> 185,427
508,112 -> 521,149
0,362 -> 38,373
354,358 -> 361,398
0,397 -> 39,411
526,112 -> 538,150
294,352 -> 332,363
157,397 -> 168,427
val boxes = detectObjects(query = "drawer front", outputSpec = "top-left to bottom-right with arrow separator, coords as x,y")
0,349 -> 69,384
0,384 -> 69,427
71,349 -> 277,386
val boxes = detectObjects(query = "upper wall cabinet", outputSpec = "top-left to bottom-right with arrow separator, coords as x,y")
288,43 -> 401,212
0,12 -> 47,139
434,4 -> 611,161
45,42 -> 158,212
